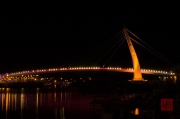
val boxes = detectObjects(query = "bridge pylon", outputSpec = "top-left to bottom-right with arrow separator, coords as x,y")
123,27 -> 146,82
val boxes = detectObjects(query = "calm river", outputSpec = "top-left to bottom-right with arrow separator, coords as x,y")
0,86 -> 104,119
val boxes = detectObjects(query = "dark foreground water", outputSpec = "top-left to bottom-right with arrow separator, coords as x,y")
0,86 -> 103,119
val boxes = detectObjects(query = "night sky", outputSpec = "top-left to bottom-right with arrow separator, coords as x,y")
1,1 -> 180,73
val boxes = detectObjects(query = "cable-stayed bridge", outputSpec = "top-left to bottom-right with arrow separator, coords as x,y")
0,27 -> 176,82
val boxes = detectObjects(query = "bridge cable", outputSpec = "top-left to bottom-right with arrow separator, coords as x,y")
130,37 -> 169,63
91,36 -> 126,66
80,35 -> 125,67
103,38 -> 126,66
75,32 -> 125,66
64,30 -> 124,67
126,29 -> 169,61
71,31 -> 125,67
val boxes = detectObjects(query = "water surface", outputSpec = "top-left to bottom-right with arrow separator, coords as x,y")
0,86 -> 99,119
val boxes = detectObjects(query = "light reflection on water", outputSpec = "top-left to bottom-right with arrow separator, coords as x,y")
0,87 -> 94,119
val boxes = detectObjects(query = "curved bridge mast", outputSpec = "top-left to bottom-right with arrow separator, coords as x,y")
123,27 -> 144,81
